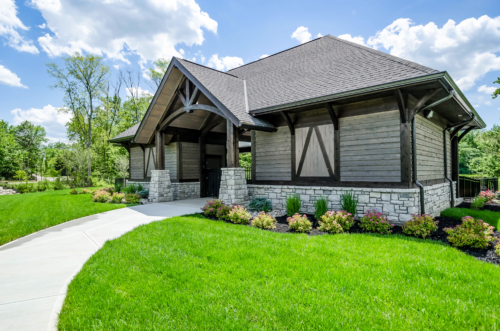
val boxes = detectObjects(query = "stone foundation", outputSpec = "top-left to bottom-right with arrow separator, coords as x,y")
149,170 -> 173,203
219,168 -> 248,205
127,180 -> 200,201
247,182 -> 455,224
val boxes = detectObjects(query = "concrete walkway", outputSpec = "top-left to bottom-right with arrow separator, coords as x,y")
0,198 -> 209,331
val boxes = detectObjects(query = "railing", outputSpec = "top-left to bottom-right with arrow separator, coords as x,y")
245,166 -> 252,181
458,176 -> 498,198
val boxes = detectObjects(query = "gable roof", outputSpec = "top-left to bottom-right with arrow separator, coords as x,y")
109,123 -> 140,142
228,35 -> 440,112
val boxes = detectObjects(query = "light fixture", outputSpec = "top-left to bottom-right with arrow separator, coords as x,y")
424,109 -> 433,118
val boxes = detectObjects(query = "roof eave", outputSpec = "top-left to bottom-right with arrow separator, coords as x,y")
108,135 -> 134,143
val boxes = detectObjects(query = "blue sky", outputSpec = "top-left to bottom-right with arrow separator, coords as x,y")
0,0 -> 499,142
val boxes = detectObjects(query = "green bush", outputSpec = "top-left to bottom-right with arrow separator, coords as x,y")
202,199 -> 224,218
286,194 -> 302,217
53,178 -> 64,190
69,188 -> 79,195
359,210 -> 394,234
440,208 -> 500,230
16,184 -> 29,194
92,190 -> 111,203
80,188 -> 92,194
110,193 -> 125,204
496,243 -> 500,257
445,216 -> 495,249
471,196 -> 486,210
101,187 -> 114,195
228,206 -> 252,224
287,213 -> 312,233
14,170 -> 27,181
251,212 -> 277,229
122,184 -> 138,194
248,197 -> 272,213
216,203 -> 232,221
125,193 -> 141,204
402,214 -> 439,239
138,190 -> 149,199
115,183 -> 123,193
28,184 -> 37,193
314,196 -> 328,220
319,210 -> 354,233
341,191 -> 359,216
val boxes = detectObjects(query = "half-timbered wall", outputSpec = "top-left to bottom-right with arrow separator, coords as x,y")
295,125 -> 334,177
130,147 -> 144,180
339,110 -> 401,182
415,113 -> 451,181
145,147 -> 157,178
165,143 -> 178,180
255,127 -> 291,181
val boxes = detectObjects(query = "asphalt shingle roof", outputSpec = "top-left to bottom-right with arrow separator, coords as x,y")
110,123 -> 140,142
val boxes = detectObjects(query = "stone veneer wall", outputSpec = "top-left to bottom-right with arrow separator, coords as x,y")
127,180 -> 200,201
219,168 -> 248,205
149,170 -> 173,203
247,182 -> 456,224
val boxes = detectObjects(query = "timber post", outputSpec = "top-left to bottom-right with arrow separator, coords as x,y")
155,131 -> 165,170
226,120 -> 239,168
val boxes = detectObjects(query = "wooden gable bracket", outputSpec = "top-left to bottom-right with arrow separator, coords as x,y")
450,123 -> 469,138
408,89 -> 441,122
200,116 -> 226,137
393,89 -> 407,123
280,112 -> 295,135
324,103 -> 338,130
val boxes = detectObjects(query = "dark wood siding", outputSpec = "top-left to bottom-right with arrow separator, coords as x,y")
255,127 -> 291,181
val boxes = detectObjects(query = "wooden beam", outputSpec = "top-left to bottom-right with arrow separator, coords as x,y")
400,122 -> 412,184
177,141 -> 183,180
408,89 -> 440,121
450,123 -> 469,138
199,136 -> 206,197
314,126 -> 334,178
458,127 -> 474,143
451,136 -> 459,182
280,112 -> 295,135
296,127 -> 313,177
189,87 -> 200,106
325,103 -> 338,130
178,90 -> 188,107
165,134 -> 174,145
199,112 -> 216,132
155,131 -> 165,170
159,108 -> 187,132
334,129 -> 340,181
226,120 -> 239,167
201,116 -> 225,137
393,89 -> 407,123
185,80 -> 190,105
251,131 -> 256,181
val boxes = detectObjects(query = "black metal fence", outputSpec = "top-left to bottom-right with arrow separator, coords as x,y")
458,176 -> 498,198
245,166 -> 252,181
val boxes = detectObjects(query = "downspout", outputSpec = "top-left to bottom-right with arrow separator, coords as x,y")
412,89 -> 456,214
443,113 -> 475,207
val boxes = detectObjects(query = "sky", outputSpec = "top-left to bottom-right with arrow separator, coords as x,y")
0,0 -> 499,142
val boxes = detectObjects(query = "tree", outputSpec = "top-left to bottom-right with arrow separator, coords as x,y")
493,77 -> 500,99
47,53 -> 110,178
0,120 -> 20,179
14,121 -> 47,177
146,58 -> 169,90
62,145 -> 91,188
115,154 -> 129,185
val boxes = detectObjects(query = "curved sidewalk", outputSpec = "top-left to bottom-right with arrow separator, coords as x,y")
0,198 -> 209,331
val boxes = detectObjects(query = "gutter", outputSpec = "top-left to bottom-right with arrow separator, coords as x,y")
412,89 -> 455,215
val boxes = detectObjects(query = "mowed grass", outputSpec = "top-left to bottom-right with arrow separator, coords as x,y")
0,188 -> 129,245
59,214 -> 500,330
441,207 -> 500,229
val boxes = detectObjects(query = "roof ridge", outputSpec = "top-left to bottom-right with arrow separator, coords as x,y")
227,37 -> 325,72
176,57 -> 241,78
324,35 -> 438,74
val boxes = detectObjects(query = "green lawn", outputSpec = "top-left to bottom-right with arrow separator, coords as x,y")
59,214 -> 500,330
441,207 -> 500,229
0,188 -> 129,246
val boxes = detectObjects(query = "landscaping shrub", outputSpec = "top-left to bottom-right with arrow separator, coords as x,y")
29,185 -> 36,193
248,197 -> 272,213
251,212 -> 277,229
202,199 -> 224,218
80,188 -> 92,194
287,213 -> 312,233
402,214 -> 439,239
496,243 -> 500,257
441,208 -> 500,230
359,210 -> 394,234
479,190 -> 495,203
92,190 -> 111,203
471,196 -> 486,210
445,216 -> 495,249
286,194 -> 302,216
16,184 -> 29,194
101,187 -> 115,195
125,193 -> 141,204
216,203 -> 232,221
228,206 -> 252,224
53,178 -> 64,190
37,181 -> 49,192
314,196 -> 328,220
115,183 -> 123,193
319,210 -> 354,233
110,193 -> 125,204
138,190 -> 149,199
122,184 -> 138,194
69,188 -> 79,195
341,191 -> 359,216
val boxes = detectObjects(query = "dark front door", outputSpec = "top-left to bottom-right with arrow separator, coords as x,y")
205,155 -> 223,197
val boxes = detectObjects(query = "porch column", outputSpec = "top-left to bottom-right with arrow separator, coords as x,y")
226,120 -> 239,167
156,131 -> 165,170
149,170 -> 173,203
219,168 -> 248,205
199,136 -> 206,197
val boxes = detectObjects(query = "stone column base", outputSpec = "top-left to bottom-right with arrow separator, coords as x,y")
149,170 -> 173,203
219,168 -> 248,205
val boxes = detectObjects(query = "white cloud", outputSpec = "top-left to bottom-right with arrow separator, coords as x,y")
191,57 -> 196,61
291,26 -> 311,44
0,0 -> 39,53
316,33 -> 323,38
200,54 -> 206,63
179,48 -> 185,55
11,104 -> 71,142
484,101 -> 492,106
38,23 -> 46,29
338,34 -> 366,46
367,16 -> 500,90
259,54 -> 269,59
113,64 -> 120,70
207,54 -> 244,71
0,65 -> 27,88
478,85 -> 497,94
126,86 -> 152,97
30,0 -> 217,67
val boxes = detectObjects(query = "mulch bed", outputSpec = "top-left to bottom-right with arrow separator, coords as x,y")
202,213 -> 500,266
456,201 -> 500,212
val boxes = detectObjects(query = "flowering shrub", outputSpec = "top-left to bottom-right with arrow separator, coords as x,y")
202,199 -> 224,218
445,216 -> 495,249
402,214 -> 439,239
471,196 -> 486,210
81,188 -> 92,194
228,206 -> 252,224
125,193 -> 141,204
69,188 -> 79,195
92,190 -> 111,203
319,211 -> 354,233
287,214 -> 312,233
110,192 -> 125,204
251,212 -> 277,229
216,203 -> 233,221
101,187 -> 115,195
479,190 -> 495,203
359,210 -> 394,234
